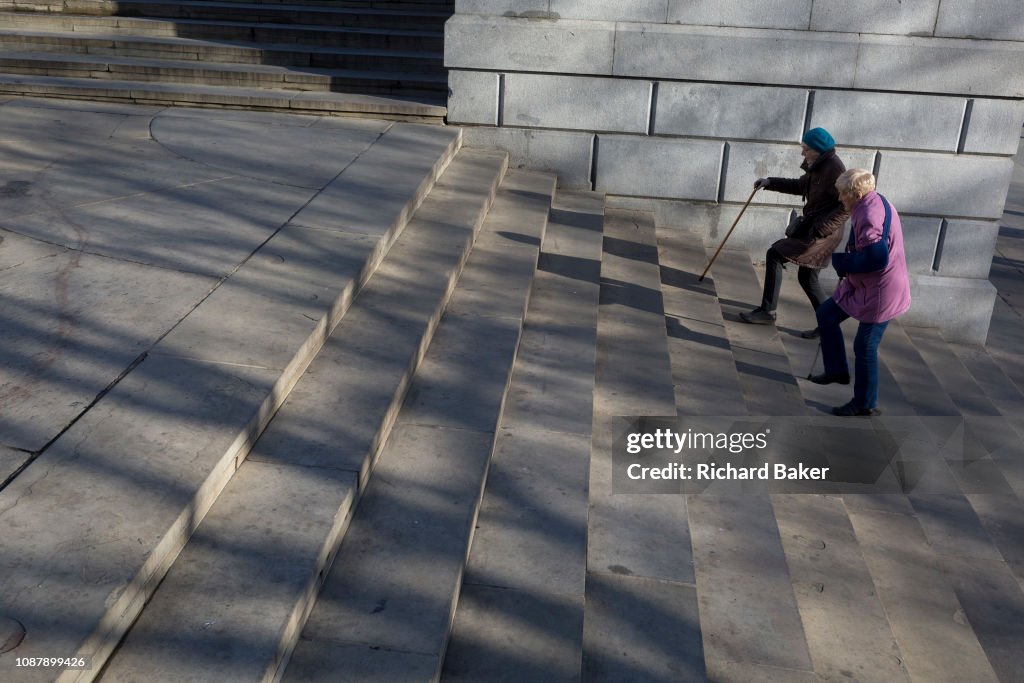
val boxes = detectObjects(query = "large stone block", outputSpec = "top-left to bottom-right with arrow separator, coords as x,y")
855,35 -> 1024,98
594,135 -> 723,200
503,73 -> 651,133
445,14 -> 615,74
935,0 -> 1024,41
876,152 -> 1015,219
614,23 -> 859,86
810,0 -> 940,36
938,219 -> 999,279
811,90 -> 965,152
550,0 -> 669,23
667,0 -> 810,29
455,0 -> 548,15
715,205 -> 800,256
963,99 -> 1024,156
654,82 -> 807,141
723,142 -> 875,205
903,275 -> 996,344
462,126 -> 595,189
901,216 -> 942,274
447,70 -> 499,125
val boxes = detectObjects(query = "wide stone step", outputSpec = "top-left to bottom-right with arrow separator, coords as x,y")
0,73 -> 446,119
281,173 -> 557,682
97,148 -> 510,683
0,121 -> 460,682
706,248 -> 807,415
0,12 -> 445,50
656,229 -> 746,415
0,51 -> 448,94
581,209 -> 705,681
69,0 -> 450,29
0,29 -> 444,71
441,190 -> 605,682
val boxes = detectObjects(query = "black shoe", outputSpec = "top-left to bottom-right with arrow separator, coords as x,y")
807,372 -> 850,385
739,307 -> 776,325
832,401 -> 881,417
800,327 -> 820,339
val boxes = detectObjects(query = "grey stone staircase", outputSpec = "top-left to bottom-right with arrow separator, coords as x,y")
2,96 -> 1021,681
0,0 -> 451,119
0,116 -> 466,681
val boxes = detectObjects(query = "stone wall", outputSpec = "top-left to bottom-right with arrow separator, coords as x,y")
445,0 -> 1024,343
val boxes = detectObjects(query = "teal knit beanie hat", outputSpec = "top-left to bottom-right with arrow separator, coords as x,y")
802,127 -> 835,153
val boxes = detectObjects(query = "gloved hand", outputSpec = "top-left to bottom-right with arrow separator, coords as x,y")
753,178 -> 769,189
831,253 -> 848,279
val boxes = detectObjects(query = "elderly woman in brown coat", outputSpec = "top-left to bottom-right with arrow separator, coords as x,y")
740,127 -> 849,339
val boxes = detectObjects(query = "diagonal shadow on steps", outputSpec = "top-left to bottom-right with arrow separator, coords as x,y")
664,315 -> 731,352
734,359 -> 801,386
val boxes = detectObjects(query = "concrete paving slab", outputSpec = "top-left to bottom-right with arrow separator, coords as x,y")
984,297 -> 1024,391
102,148 -> 511,680
708,248 -> 807,415
587,481 -> 694,578
967,494 -> 1024,591
151,113 -> 387,189
846,507 -> 1000,683
581,571 -> 705,682
289,123 -> 459,233
463,426 -> 589,598
445,169 -> 553,318
443,241 -> 537,319
657,230 -> 747,416
771,494 -> 909,683
6,177 -> 316,277
0,354 -> 280,681
593,210 -> 675,418
0,233 -> 216,453
910,493 -> 1004,562
397,313 -> 522,432
905,326 -> 1001,416
157,147 -> 506,372
525,265 -> 602,330
244,304 -> 427,476
153,227 -> 379,369
249,151 -> 509,479
498,319 -> 598,436
440,583 -> 583,683
295,423 -> 495,656
0,98 -> 130,140
881,322 -> 961,417
284,640 -> 438,683
0,138 -> 232,220
950,343 -> 1024,421
100,461 -> 356,683
704,660 -> 820,683
688,493 -> 813,671
937,554 -> 1024,683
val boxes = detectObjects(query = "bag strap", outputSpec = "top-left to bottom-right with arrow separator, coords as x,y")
847,193 -> 892,251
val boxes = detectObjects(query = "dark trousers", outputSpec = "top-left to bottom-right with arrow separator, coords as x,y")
761,247 -> 827,313
816,298 -> 890,409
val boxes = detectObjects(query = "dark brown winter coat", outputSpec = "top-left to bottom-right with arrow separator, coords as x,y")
766,148 -> 848,269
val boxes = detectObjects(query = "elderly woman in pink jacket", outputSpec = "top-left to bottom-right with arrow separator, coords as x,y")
807,169 -> 911,416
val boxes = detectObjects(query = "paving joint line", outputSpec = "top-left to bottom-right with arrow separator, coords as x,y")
1,130 -> 387,493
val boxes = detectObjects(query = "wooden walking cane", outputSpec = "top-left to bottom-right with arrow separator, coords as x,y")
699,186 -> 760,281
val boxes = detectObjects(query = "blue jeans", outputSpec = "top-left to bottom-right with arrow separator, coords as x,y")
816,298 -> 889,409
